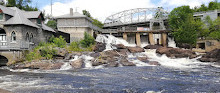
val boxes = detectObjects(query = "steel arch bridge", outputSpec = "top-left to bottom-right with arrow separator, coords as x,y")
104,8 -> 169,28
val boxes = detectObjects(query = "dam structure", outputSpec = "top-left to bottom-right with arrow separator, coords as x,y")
102,7 -> 170,47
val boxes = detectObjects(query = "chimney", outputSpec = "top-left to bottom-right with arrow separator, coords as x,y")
70,8 -> 73,15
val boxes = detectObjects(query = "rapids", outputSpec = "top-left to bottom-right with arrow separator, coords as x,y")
0,34 -> 219,93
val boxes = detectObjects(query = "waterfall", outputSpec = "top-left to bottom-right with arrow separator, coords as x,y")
168,37 -> 176,48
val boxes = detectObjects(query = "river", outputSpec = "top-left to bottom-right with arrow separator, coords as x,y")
0,35 -> 220,93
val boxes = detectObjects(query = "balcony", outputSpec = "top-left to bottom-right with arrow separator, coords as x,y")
0,40 -> 30,50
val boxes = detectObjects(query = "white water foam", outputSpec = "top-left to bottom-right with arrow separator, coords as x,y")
96,34 -> 136,51
144,49 -> 212,69
168,37 -> 176,48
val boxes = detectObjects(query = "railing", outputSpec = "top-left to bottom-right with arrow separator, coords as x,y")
0,40 -> 30,50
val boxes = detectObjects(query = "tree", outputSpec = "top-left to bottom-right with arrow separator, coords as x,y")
169,6 -> 206,48
47,20 -> 57,29
205,16 -> 220,40
92,18 -> 104,28
6,0 -> 38,11
82,10 -> 104,28
82,10 -> 91,18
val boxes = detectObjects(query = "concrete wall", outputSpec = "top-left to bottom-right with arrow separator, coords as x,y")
197,40 -> 220,52
58,27 -> 93,42
57,18 -> 92,27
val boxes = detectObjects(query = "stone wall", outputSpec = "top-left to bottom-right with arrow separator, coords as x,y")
0,50 -> 24,65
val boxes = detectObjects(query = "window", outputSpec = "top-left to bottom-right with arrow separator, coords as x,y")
218,13 -> 220,17
30,33 -> 33,42
11,31 -> 16,42
37,16 -> 42,24
0,9 -> 3,20
26,33 -> 29,42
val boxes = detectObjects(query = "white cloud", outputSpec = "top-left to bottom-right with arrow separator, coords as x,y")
42,0 -> 156,22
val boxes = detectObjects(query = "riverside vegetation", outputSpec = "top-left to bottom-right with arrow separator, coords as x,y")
25,32 -> 95,62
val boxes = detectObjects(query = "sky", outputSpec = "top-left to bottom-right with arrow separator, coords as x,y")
31,0 -> 213,22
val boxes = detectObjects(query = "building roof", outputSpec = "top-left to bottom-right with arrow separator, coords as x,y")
24,11 -> 42,19
0,5 -> 14,16
42,24 -> 55,32
0,5 -> 55,32
3,7 -> 39,28
55,12 -> 93,22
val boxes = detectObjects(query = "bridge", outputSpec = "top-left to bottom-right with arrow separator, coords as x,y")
102,8 -> 170,47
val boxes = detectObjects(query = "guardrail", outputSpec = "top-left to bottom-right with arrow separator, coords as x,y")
0,41 -> 30,50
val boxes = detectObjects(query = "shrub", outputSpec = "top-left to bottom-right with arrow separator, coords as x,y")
80,32 -> 95,48
25,49 -> 41,62
50,36 -> 67,48
39,43 -> 57,59
69,41 -> 83,52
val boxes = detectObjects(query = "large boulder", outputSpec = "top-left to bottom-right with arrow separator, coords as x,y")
114,49 -> 129,56
113,44 -> 127,49
93,42 -> 106,52
137,57 -> 149,62
70,58 -> 83,69
92,59 -> 108,66
148,61 -> 161,66
199,49 -> 220,62
90,52 -> 101,58
120,58 -> 135,66
48,62 -> 64,70
156,47 -> 197,59
144,45 -> 162,49
65,52 -> 82,60
127,46 -> 145,53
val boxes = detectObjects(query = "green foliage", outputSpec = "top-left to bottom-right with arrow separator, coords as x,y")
25,48 -> 41,62
169,6 -> 207,47
205,17 -> 220,40
92,18 -> 104,28
193,0 -> 220,12
49,36 -> 67,48
6,0 -> 38,11
39,43 -> 57,59
82,10 -> 104,28
172,15 -> 199,46
69,41 -> 84,52
80,32 -> 95,48
82,10 -> 91,18
168,6 -> 194,31
46,20 -> 57,29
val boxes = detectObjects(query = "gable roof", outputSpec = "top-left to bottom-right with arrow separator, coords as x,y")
0,5 -> 14,16
55,12 -> 93,22
3,7 -> 39,28
42,24 -> 55,32
24,11 -> 42,19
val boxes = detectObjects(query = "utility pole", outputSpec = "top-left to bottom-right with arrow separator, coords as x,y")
51,0 -> 53,17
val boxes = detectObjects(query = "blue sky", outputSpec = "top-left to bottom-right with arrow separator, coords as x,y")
31,0 -> 212,22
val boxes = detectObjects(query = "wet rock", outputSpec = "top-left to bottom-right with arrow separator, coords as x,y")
70,58 -> 83,69
65,52 -> 82,60
102,50 -> 120,57
120,58 -> 135,66
48,62 -> 64,70
113,44 -> 127,49
54,47 -> 69,57
148,61 -> 161,66
144,45 -> 162,49
156,47 -> 197,59
137,57 -> 149,62
177,43 -> 191,49
90,52 -> 101,58
93,42 -> 106,52
199,49 -> 220,62
115,49 -> 129,56
127,46 -> 145,53
92,59 -> 108,66
107,62 -> 119,67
